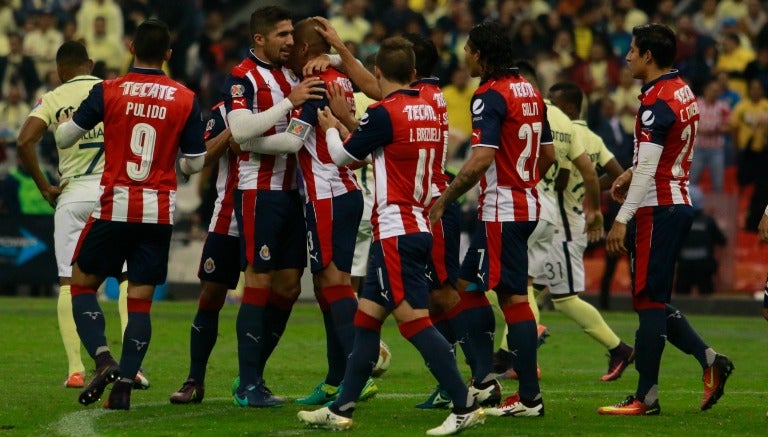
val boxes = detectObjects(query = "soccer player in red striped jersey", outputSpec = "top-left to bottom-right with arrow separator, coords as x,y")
298,37 -> 485,435
169,102 -> 241,404
55,19 -> 206,410
430,22 -> 555,418
600,23 -> 733,416
222,6 -> 324,408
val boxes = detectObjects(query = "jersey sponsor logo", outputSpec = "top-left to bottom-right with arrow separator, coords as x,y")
359,112 -> 370,126
56,105 -> 75,123
231,84 -> 245,98
203,256 -> 216,273
206,118 -> 215,132
640,128 -> 652,142
287,118 -> 312,141
641,110 -> 655,126
472,99 -> 485,115
471,129 -> 481,144
232,97 -> 247,109
259,244 -> 271,261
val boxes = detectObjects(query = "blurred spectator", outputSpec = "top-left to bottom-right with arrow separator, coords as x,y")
86,16 -> 124,71
650,0 -> 676,29
447,2 -> 473,63
691,79 -> 731,193
682,35 -> 717,95
510,18 -> 546,61
0,84 -> 31,144
717,70 -> 742,108
1,156 -> 55,215
382,0 -> 425,34
61,19 -> 77,42
430,25 -> 458,87
329,0 -> 371,46
551,27 -> 575,70
616,0 -> 647,32
0,32 -> 40,99
591,96 -> 633,169
674,185 -> 727,296
520,0 -> 550,19
607,7 -> 631,58
33,69 -> 59,101
731,78 -> 768,230
717,0 -> 749,23
744,44 -> 768,94
740,0 -> 767,43
693,0 -> 719,37
715,32 -> 755,98
572,3 -> 604,61
421,0 -> 446,29
0,1 -> 18,55
675,13 -> 699,62
569,36 -> 619,101
22,10 -> 63,82
442,64 -> 477,157
76,0 -> 123,46
152,0 -> 202,83
609,67 -> 640,133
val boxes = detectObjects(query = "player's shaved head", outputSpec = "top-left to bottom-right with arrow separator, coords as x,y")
251,5 -> 292,36
376,36 -> 415,85
133,19 -> 170,63
293,18 -> 330,55
57,41 -> 90,68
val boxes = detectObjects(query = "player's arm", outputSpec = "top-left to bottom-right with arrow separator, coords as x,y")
572,152 -> 603,241
328,81 -> 359,132
17,116 -> 63,207
178,98 -> 207,176
226,77 -> 324,144
319,105 -> 391,166
55,83 -> 104,149
311,16 -> 382,101
599,158 -> 625,190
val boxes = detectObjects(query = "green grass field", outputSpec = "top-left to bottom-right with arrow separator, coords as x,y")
1,297 -> 767,436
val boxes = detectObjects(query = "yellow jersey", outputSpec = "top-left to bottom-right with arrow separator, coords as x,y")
561,120 -> 614,220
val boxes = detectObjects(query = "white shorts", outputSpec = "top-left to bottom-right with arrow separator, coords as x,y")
543,229 -> 587,295
350,170 -> 374,278
54,176 -> 100,278
527,219 -> 556,280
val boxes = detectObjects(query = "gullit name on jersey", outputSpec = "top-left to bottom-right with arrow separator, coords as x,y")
522,102 -> 539,116
119,81 -> 177,101
402,104 -> 436,121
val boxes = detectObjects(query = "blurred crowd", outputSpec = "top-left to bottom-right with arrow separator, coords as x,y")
1,0 -> 767,228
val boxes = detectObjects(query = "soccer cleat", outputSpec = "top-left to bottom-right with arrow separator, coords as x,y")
297,406 -> 354,430
701,354 -> 734,411
79,361 -> 120,406
469,379 -> 502,407
234,383 -> 284,408
426,406 -> 486,435
169,378 -> 205,404
601,343 -> 635,382
359,377 -> 379,401
536,324 -> 550,347
486,392 -> 545,417
598,395 -> 660,416
295,381 -> 339,405
416,385 -> 453,409
65,372 -> 85,388
103,380 -> 132,410
133,370 -> 150,390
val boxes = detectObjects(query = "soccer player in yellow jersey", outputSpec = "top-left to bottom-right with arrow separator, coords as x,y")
16,41 -> 145,389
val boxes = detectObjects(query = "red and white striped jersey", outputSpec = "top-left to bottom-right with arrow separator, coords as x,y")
412,77 -> 449,199
342,89 -> 441,240
634,70 -> 697,206
224,51 -> 300,191
205,102 -> 239,237
291,67 -> 360,200
71,67 -> 205,224
470,70 -> 553,222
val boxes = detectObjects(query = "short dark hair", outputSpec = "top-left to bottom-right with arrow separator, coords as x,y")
512,59 -> 539,89
403,33 -> 438,79
56,40 -> 89,67
467,22 -> 514,80
375,36 -> 415,84
549,81 -> 583,110
133,19 -> 170,63
250,5 -> 292,36
632,23 -> 676,69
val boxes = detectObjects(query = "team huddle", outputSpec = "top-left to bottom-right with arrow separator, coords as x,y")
22,4 -> 736,436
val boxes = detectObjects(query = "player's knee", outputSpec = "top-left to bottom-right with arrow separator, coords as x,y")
429,285 -> 460,313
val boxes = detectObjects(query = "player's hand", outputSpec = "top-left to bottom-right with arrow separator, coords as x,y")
303,54 -> 331,77
327,82 -> 352,117
288,77 -> 325,107
610,169 -> 633,204
41,180 -> 67,208
585,210 -> 604,243
317,107 -> 339,132
759,213 -> 768,242
428,198 -> 445,226
336,120 -> 350,139
312,16 -> 344,50
605,221 -> 627,257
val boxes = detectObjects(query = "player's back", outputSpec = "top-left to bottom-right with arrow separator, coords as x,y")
31,75 -> 105,179
412,77 -> 449,198
635,71 -> 698,206
98,69 -> 198,223
370,89 -> 441,239
563,120 -> 614,217
295,67 -> 359,200
472,73 -> 551,221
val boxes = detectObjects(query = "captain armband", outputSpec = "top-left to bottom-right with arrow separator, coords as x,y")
286,118 -> 313,142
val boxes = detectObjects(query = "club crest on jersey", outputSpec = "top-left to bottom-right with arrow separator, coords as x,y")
231,84 -> 245,98
641,110 -> 655,126
288,71 -> 299,82
203,257 -> 216,273
206,118 -> 215,132
259,244 -> 271,261
32,97 -> 43,110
